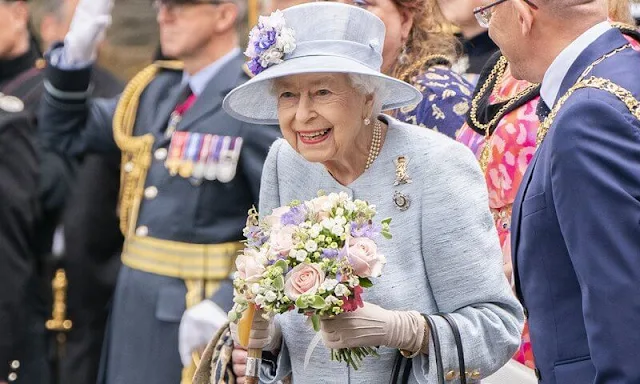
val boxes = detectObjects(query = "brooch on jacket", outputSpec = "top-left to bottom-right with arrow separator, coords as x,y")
393,156 -> 411,211
165,132 -> 243,183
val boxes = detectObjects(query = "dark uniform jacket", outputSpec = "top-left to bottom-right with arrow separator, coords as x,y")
0,109 -> 39,381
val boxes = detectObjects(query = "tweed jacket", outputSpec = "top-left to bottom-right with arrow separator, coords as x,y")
257,116 -> 524,383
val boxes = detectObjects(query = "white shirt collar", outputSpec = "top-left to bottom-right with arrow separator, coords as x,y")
181,47 -> 241,96
540,21 -> 611,107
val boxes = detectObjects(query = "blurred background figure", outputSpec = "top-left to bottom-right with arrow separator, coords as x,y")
337,0 -> 474,138
436,0 -> 498,84
39,1 -> 124,384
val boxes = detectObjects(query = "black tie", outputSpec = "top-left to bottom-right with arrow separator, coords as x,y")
536,99 -> 551,122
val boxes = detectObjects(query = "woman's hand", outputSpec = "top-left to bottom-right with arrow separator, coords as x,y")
320,302 -> 428,353
232,343 -> 248,384
229,312 -> 282,351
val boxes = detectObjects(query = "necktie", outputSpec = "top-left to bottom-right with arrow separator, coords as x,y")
166,87 -> 197,137
536,99 -> 551,122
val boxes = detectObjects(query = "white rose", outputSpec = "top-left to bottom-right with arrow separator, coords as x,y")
321,218 -> 335,230
264,291 -> 277,302
334,284 -> 349,297
255,294 -> 266,307
331,225 -> 345,236
305,240 -> 318,252
321,278 -> 339,291
295,249 -> 308,262
334,216 -> 347,226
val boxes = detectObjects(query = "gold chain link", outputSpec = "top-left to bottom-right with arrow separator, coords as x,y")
536,45 -> 632,145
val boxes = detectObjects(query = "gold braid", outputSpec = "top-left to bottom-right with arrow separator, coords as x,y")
113,60 -> 184,236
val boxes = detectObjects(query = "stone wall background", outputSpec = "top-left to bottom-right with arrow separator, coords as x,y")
30,0 -> 160,81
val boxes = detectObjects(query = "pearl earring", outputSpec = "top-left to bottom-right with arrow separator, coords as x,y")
364,117 -> 371,126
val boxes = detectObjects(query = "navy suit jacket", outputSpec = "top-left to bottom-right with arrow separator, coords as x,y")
512,28 -> 640,384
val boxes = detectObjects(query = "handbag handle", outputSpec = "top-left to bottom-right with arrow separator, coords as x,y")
434,313 -> 467,384
423,315 -> 445,384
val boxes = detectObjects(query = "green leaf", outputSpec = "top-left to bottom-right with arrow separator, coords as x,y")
228,311 -> 238,322
273,275 -> 285,290
311,295 -> 326,309
359,277 -> 373,288
274,259 -> 288,271
296,296 -> 308,309
381,217 -> 392,225
381,231 -> 392,240
311,314 -> 321,332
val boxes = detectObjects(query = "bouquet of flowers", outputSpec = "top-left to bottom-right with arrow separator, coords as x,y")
230,191 -> 391,369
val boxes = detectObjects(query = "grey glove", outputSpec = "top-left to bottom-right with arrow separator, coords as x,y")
230,312 -> 282,352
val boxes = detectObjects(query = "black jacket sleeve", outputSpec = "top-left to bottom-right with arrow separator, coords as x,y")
0,111 -> 39,380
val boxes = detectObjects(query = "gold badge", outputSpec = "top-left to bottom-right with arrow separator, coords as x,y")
393,156 -> 412,186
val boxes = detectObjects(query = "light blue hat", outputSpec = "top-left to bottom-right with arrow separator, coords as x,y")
222,2 -> 423,125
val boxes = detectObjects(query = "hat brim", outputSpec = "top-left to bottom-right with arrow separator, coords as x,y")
223,55 -> 423,125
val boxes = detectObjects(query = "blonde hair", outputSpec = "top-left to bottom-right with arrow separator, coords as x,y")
390,0 -> 459,84
608,0 -> 634,24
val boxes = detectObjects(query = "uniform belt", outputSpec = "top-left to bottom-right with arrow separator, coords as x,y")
122,236 -> 243,280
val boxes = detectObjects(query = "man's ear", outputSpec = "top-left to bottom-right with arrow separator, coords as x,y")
512,0 -> 535,36
213,3 -> 239,33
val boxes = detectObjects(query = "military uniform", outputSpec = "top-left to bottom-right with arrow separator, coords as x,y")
0,101 -> 39,384
40,46 -> 280,384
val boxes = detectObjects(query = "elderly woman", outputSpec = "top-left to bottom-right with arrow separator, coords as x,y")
200,3 -> 523,383
335,0 -> 473,137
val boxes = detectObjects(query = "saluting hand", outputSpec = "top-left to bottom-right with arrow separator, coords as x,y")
64,0 -> 115,64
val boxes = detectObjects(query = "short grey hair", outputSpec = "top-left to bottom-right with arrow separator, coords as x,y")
348,73 -> 386,119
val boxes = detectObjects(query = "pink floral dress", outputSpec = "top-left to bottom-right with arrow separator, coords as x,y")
456,67 -> 538,369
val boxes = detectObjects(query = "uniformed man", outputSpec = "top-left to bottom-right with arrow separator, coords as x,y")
39,0 -> 280,383
0,100 -> 39,384
39,1 -> 125,383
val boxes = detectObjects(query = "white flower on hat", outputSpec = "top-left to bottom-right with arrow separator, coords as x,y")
246,10 -> 297,75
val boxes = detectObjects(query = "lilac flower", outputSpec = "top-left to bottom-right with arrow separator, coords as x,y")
281,205 -> 307,226
350,222 -> 382,239
245,225 -> 268,248
247,59 -> 265,75
322,249 -> 339,258
254,29 -> 277,54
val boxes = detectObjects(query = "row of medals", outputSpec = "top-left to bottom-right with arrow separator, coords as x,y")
164,131 -> 243,183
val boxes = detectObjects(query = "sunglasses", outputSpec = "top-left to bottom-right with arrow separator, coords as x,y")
473,0 -> 538,28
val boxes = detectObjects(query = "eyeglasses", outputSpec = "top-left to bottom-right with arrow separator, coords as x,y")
473,0 -> 538,28
152,0 -> 226,14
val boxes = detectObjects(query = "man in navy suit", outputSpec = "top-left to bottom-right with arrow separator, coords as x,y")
482,0 -> 640,383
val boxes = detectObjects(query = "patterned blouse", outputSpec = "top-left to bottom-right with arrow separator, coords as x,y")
395,66 -> 473,139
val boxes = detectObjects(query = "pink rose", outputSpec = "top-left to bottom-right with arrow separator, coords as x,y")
270,225 -> 296,255
235,249 -> 266,283
284,263 -> 325,301
347,237 -> 386,277
264,206 -> 291,231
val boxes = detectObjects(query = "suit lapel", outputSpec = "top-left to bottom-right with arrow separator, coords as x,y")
554,28 -> 630,108
178,53 -> 246,130
511,138 -> 543,303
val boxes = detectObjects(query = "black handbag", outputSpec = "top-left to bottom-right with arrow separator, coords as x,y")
390,313 -> 467,384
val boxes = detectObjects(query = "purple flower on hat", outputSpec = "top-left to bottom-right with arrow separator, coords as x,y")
245,10 -> 297,76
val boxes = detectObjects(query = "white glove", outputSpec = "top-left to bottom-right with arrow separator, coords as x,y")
320,302 -> 428,353
229,311 -> 282,352
63,0 -> 114,64
178,300 -> 228,367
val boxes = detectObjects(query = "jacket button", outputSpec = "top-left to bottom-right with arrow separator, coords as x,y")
444,370 -> 457,381
144,186 -> 158,199
135,226 -> 149,237
10,360 -> 19,369
154,148 -> 168,161
8,372 -> 17,381
535,368 -> 541,380
470,369 -> 481,380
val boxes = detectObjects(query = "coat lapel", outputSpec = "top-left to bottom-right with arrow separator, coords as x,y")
151,80 -> 189,135
554,28 -> 630,108
178,53 -> 246,130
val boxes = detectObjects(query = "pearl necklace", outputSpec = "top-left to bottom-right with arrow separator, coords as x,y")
365,119 -> 382,170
